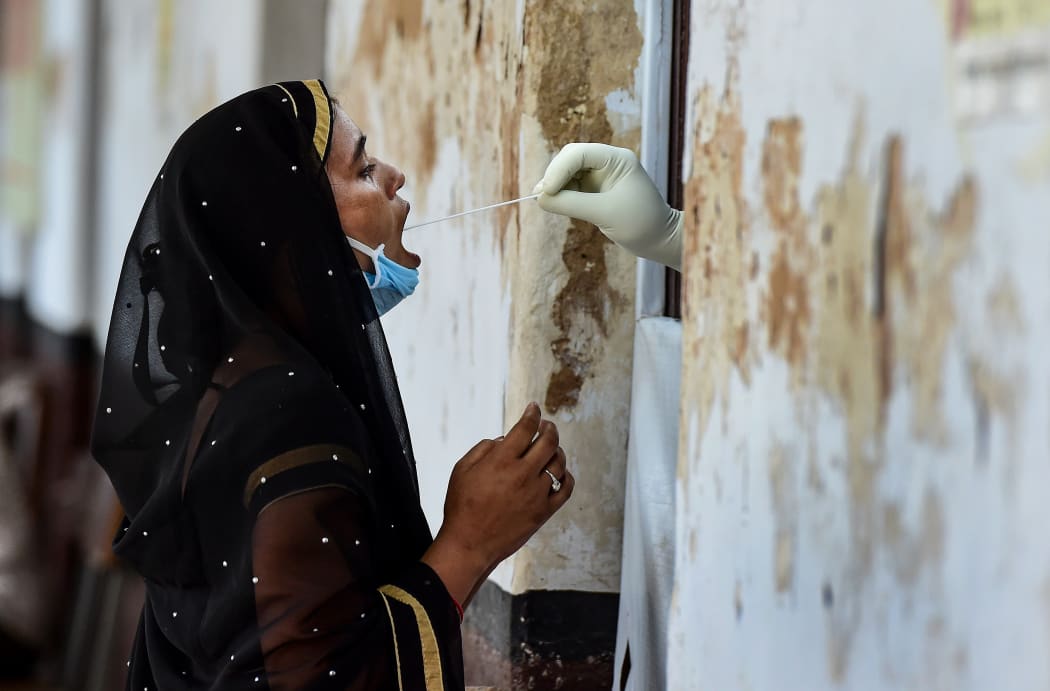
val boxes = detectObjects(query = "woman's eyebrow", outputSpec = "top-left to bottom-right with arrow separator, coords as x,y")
352,135 -> 367,166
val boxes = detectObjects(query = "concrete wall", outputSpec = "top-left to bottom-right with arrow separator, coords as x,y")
670,1 -> 1050,688
325,0 -> 643,595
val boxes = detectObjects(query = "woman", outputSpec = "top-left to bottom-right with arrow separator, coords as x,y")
91,79 -> 573,690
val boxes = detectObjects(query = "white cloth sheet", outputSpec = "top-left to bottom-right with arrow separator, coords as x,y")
613,316 -> 681,691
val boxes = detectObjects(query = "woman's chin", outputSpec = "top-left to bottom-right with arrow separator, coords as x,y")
392,247 -> 421,268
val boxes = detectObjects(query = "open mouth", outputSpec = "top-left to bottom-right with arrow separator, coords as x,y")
399,201 -> 421,267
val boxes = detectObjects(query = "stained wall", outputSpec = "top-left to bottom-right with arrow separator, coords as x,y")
670,1 -> 1050,688
324,0 -> 643,594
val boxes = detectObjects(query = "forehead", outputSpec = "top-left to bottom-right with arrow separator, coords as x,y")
330,106 -> 363,164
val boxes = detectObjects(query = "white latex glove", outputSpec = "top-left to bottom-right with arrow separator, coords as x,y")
533,143 -> 683,271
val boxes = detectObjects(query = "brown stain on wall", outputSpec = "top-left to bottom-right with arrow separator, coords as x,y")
968,275 -> 1024,448
881,492 -> 945,586
332,0 -> 525,240
985,274 -> 1025,334
546,219 -> 614,412
762,118 -> 806,232
766,257 -> 810,373
769,443 -> 797,593
355,0 -> 424,74
813,122 -> 886,460
762,118 -> 811,379
528,0 -> 639,150
810,124 -> 977,683
419,99 -> 438,175
497,69 -> 522,238
682,92 -> 985,680
880,139 -> 979,442
527,0 -> 640,412
679,85 -> 751,449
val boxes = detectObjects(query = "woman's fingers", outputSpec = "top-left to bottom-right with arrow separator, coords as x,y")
548,469 -> 575,508
454,438 -> 497,473
522,420 -> 559,472
500,403 -> 542,456
542,447 -> 567,483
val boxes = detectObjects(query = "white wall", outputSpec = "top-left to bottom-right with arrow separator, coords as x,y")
92,0 -> 263,345
23,0 -> 97,333
379,157 -> 513,547
670,1 -> 1050,689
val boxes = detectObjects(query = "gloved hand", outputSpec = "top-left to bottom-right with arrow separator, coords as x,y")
533,143 -> 683,271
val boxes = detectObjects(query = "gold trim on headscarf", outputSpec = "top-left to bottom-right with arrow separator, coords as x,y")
304,79 -> 331,161
379,591 -> 406,691
378,584 -> 445,691
274,83 -> 299,118
243,443 -> 362,506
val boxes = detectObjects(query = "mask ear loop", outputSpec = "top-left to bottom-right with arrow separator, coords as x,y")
345,236 -> 383,289
372,244 -> 387,288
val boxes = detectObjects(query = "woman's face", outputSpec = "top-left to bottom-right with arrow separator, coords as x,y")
325,105 -> 420,271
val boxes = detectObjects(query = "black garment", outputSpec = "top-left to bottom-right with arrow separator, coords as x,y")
91,79 -> 463,690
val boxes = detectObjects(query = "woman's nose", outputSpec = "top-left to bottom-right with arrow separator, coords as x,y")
385,164 -> 406,198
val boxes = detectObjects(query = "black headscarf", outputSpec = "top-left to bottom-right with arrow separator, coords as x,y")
91,80 -> 463,690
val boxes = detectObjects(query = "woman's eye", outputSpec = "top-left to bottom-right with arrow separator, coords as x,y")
361,163 -> 377,179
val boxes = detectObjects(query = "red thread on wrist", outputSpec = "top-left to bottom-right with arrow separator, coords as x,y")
451,596 -> 464,622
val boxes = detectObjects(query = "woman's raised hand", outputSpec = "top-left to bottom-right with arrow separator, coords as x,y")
421,403 -> 574,607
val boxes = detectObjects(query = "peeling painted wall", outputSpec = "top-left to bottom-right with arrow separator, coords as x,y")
324,0 -> 643,593
670,1 -> 1050,688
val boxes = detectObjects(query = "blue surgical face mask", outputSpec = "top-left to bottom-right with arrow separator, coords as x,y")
345,236 -> 419,316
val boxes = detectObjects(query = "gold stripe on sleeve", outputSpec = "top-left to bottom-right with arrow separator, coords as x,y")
242,443 -> 362,506
379,592 -> 405,691
378,584 -> 445,691
274,83 -> 299,118
303,79 -> 331,160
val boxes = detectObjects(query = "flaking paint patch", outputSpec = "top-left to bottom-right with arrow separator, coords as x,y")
497,90 -> 522,242
986,274 -> 1025,335
968,361 -> 1017,422
527,0 -> 641,151
331,0 -> 523,219
679,85 -> 751,461
968,358 -> 1021,483
881,138 -> 979,442
769,443 -> 797,593
880,492 -> 945,586
354,0 -> 424,75
762,118 -> 811,381
970,276 -> 1023,470
545,219 -> 629,411
814,122 -> 885,458
809,123 -> 975,683
764,117 -> 818,386
680,99 -> 982,681
527,0 -> 641,412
